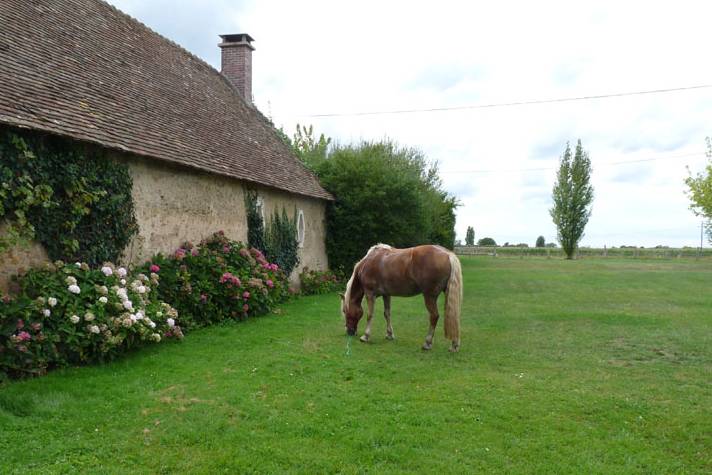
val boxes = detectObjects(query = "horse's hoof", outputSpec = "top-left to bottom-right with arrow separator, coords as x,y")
422,343 -> 432,351
385,334 -> 394,340
449,345 -> 460,353
359,335 -> 370,343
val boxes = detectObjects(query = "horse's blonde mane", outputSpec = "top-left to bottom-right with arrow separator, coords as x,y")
343,244 -> 392,310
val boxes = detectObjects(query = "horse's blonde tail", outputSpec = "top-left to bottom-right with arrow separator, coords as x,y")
444,253 -> 463,343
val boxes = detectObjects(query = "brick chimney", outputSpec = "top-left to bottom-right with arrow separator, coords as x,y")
219,33 -> 255,103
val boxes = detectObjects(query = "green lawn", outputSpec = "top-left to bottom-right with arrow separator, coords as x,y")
1,257 -> 711,474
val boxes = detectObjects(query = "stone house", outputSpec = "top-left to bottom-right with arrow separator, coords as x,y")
0,0 -> 332,291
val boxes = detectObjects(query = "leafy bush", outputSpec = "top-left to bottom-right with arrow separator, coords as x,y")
0,126 -> 138,265
244,189 -> 266,252
1,261 -> 181,381
141,231 -> 291,330
310,140 -> 458,273
477,237 -> 497,246
299,267 -> 343,295
536,236 -> 546,248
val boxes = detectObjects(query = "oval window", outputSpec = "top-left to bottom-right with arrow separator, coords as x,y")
297,209 -> 305,248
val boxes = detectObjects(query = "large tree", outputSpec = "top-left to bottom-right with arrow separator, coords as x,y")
465,226 -> 475,246
297,136 -> 458,272
535,235 -> 546,248
684,137 -> 712,241
550,140 -> 594,259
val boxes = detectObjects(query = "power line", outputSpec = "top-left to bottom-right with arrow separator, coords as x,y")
299,84 -> 712,118
440,151 -> 704,175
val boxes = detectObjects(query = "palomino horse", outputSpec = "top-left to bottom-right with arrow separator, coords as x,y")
340,244 -> 463,352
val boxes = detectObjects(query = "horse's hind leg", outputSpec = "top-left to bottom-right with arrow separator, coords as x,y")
360,294 -> 376,343
383,295 -> 394,340
422,294 -> 439,350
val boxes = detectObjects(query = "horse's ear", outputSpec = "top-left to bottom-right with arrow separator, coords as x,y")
338,292 -> 345,301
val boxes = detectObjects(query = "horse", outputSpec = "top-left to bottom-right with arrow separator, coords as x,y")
340,244 -> 463,352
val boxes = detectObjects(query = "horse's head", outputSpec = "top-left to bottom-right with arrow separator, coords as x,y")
340,293 -> 363,336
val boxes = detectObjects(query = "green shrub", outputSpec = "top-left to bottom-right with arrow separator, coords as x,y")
477,237 -> 497,246
141,231 -> 291,330
1,260 -> 181,380
264,208 -> 299,277
299,267 -> 343,295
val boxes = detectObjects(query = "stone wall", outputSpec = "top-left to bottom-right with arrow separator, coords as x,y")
0,153 -> 329,294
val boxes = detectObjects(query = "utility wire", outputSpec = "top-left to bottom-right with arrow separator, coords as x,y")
440,152 -> 704,175
299,84 -> 712,118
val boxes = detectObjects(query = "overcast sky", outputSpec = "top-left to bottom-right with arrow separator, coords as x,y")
108,0 -> 712,247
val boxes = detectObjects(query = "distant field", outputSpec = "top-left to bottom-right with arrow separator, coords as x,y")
456,245 -> 712,259
1,257 -> 711,473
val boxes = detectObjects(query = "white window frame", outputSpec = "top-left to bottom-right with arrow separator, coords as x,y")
296,209 -> 305,248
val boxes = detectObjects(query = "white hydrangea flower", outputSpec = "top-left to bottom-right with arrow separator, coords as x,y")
98,285 -> 108,295
75,262 -> 82,268
98,296 -> 108,304
147,320 -> 156,329
130,313 -> 138,322
43,309 -> 51,317
123,300 -> 133,311
66,276 -> 77,285
167,318 -> 175,328
85,312 -> 95,322
89,325 -> 100,334
68,284 -> 81,294
151,333 -> 161,342
70,314 -> 80,324
137,285 -> 147,294
117,267 -> 127,278
116,288 -> 128,300
134,311 -> 144,320
101,266 -> 113,276
48,297 -> 58,307
120,279 -> 127,286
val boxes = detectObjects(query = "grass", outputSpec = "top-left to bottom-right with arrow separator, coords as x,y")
1,257 -> 711,474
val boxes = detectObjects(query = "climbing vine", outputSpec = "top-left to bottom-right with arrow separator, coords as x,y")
0,126 -> 138,265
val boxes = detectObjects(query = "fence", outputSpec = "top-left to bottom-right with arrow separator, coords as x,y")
454,246 -> 712,259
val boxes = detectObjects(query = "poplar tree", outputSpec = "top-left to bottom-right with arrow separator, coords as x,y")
465,226 -> 475,246
550,140 -> 594,259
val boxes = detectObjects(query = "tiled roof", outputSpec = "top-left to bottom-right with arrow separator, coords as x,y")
0,0 -> 332,201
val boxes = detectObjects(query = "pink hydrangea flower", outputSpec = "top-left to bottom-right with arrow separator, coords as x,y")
242,304 -> 249,312
31,322 -> 41,331
266,279 -> 274,288
149,264 -> 160,273
242,291 -> 250,299
219,272 -> 241,287
191,248 -> 199,256
17,331 -> 31,341
223,245 -> 230,253
200,293 -> 208,303
175,248 -> 186,260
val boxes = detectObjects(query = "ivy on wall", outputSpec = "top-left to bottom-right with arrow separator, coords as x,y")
244,189 -> 299,276
0,126 -> 138,265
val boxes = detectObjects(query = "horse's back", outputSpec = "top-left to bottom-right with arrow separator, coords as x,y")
360,244 -> 453,297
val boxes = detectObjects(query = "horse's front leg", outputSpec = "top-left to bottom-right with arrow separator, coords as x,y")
360,294 -> 376,343
383,295 -> 394,340
422,294 -> 439,350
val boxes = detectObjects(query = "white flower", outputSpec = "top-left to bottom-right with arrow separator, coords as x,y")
167,318 -> 175,328
130,313 -> 138,322
98,285 -> 108,295
147,320 -> 156,329
85,312 -> 95,322
70,314 -> 80,324
116,288 -> 128,300
48,297 -> 58,307
137,285 -> 147,294
68,284 -> 81,294
66,276 -> 77,285
122,300 -> 133,311
120,279 -> 127,286
134,311 -> 144,320
151,333 -> 161,343
101,266 -> 113,276
117,267 -> 127,278
89,325 -> 100,334
98,296 -> 108,304
43,309 -> 51,317
75,262 -> 82,268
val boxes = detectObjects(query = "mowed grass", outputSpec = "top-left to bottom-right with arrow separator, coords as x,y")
1,257 -> 711,474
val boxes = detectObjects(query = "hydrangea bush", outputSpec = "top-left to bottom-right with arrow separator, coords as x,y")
142,231 -> 291,329
298,267 -> 343,295
1,260 -> 182,380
